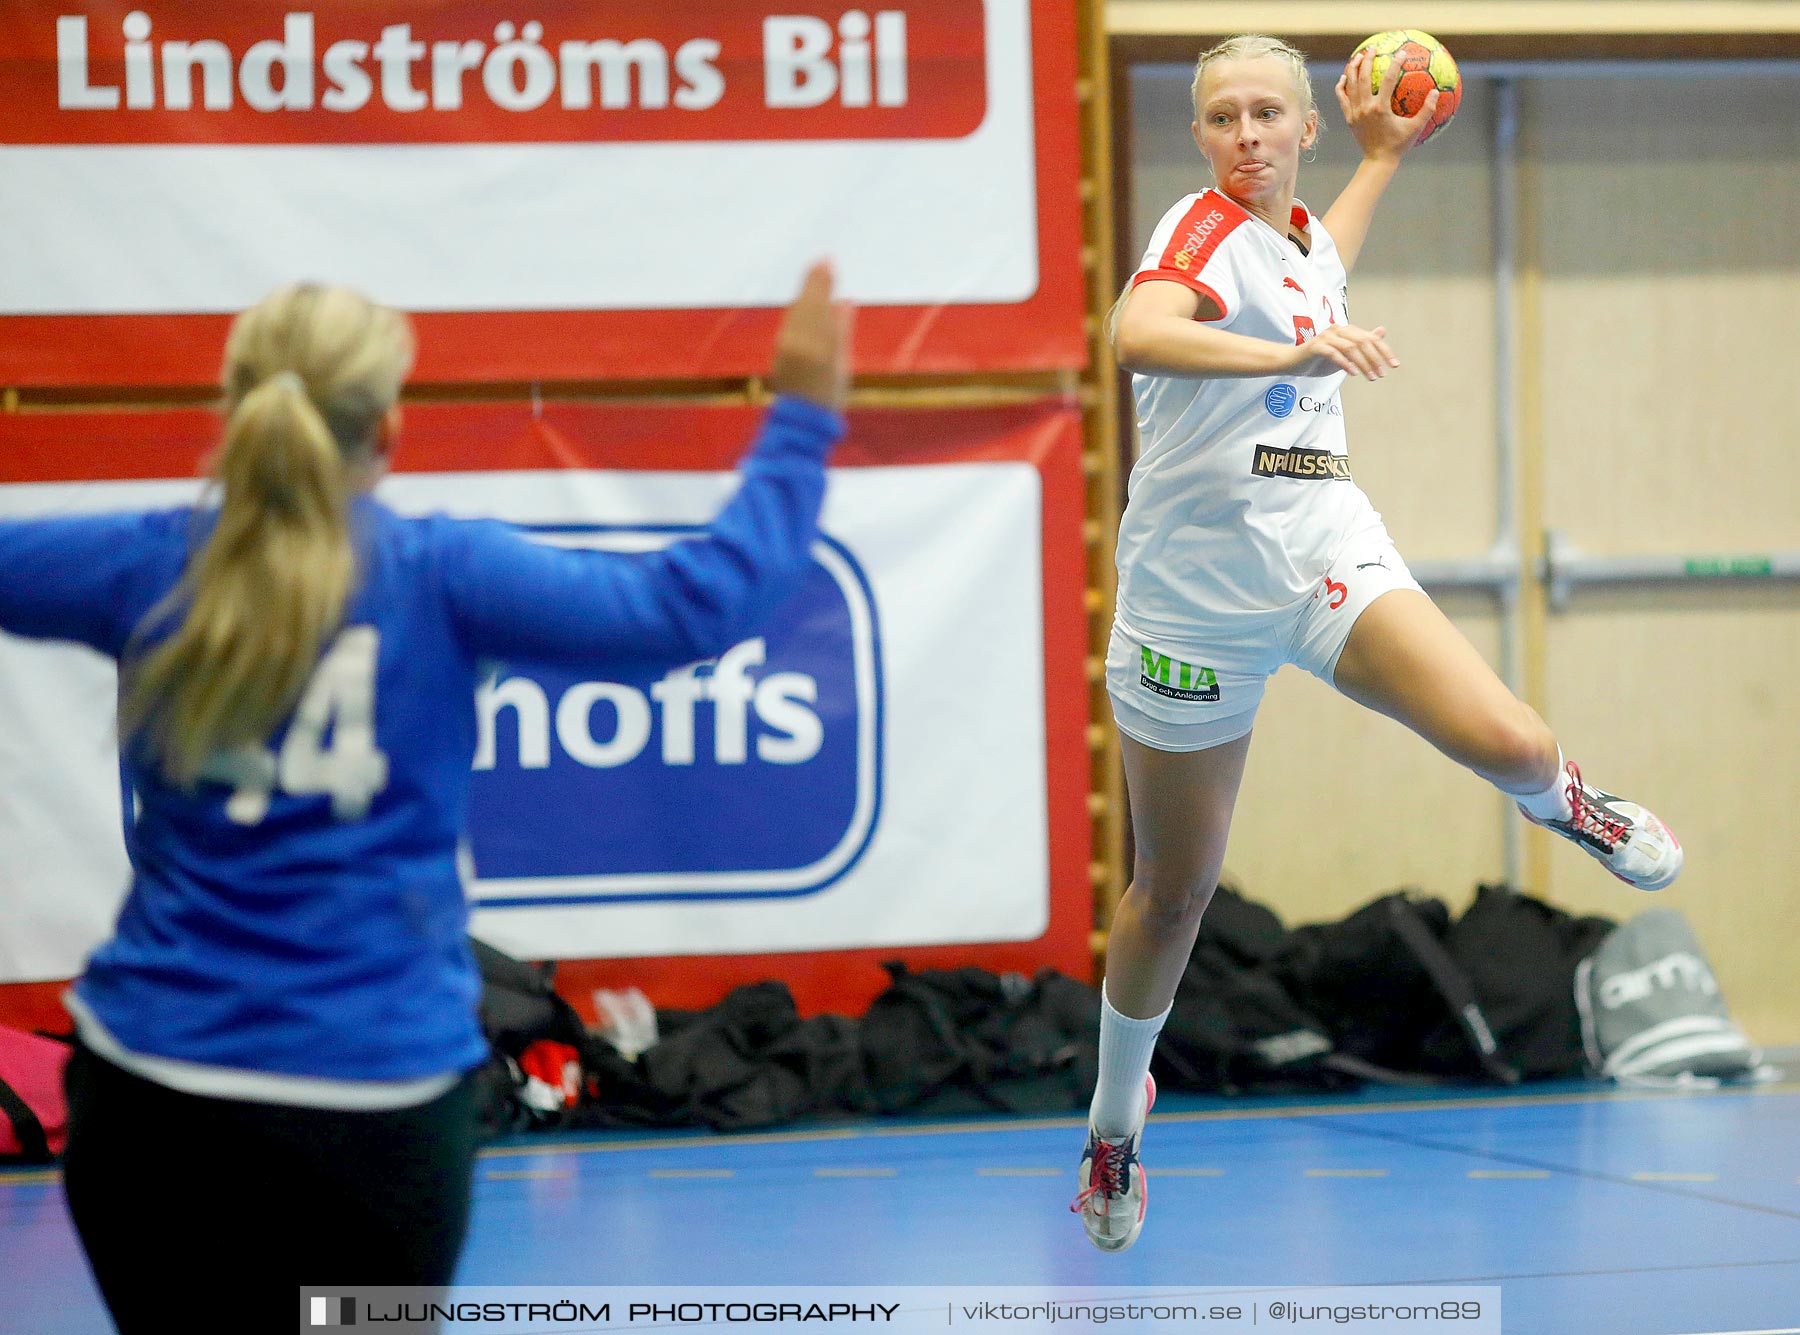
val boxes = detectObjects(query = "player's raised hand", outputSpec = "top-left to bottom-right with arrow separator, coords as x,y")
769,260 -> 854,413
1336,48 -> 1439,160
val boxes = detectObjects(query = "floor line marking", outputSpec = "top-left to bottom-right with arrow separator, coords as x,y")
1632,1171 -> 1718,1182
813,1167 -> 898,1178
978,1167 -> 1061,1177
475,1083 -> 1800,1159
1297,1114 -> 1800,1223
483,1168 -> 571,1180
1305,1168 -> 1389,1178
1468,1170 -> 1551,1179
1148,1167 -> 1225,1176
648,1168 -> 734,1179
0,1170 -> 60,1186
1325,1255 -> 1800,1288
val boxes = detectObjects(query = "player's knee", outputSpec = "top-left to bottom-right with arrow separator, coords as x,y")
1131,859 -> 1218,930
1474,706 -> 1556,787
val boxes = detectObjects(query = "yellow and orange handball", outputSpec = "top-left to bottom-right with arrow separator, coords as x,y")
1350,29 -> 1461,144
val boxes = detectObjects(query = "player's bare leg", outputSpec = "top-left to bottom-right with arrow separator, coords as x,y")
1074,730 -> 1253,1251
1333,589 -> 1680,890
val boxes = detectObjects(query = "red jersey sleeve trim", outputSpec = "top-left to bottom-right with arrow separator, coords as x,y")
1150,191 -> 1250,285
1127,271 -> 1229,322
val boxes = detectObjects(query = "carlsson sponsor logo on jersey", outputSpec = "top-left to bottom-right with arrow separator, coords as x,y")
466,528 -> 882,904
1139,647 -> 1219,702
1264,384 -> 1342,420
1252,445 -> 1352,482
16,3 -> 985,145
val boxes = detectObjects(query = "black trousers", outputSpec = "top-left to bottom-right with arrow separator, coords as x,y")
62,1043 -> 479,1333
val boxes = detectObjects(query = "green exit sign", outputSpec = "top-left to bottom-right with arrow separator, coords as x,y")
1683,557 -> 1774,577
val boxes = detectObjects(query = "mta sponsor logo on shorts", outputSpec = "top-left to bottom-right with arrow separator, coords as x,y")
466,528 -> 882,906
1140,647 -> 1220,702
1252,445 -> 1352,482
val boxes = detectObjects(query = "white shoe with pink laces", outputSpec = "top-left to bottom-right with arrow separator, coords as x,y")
1520,762 -> 1683,892
1071,1073 -> 1156,1252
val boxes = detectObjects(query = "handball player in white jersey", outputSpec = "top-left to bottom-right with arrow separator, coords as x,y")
1071,34 -> 1683,1252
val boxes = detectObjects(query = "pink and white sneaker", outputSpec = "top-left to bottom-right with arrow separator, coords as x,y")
1071,1073 -> 1156,1252
1520,762 -> 1683,892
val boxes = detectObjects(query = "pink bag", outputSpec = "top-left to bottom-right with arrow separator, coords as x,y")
0,1025 -> 71,1162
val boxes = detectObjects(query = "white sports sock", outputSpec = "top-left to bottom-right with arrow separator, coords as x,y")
1514,747 -> 1574,823
1090,982 -> 1169,1138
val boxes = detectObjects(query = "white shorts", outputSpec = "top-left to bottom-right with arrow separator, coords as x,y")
1106,520 -> 1425,752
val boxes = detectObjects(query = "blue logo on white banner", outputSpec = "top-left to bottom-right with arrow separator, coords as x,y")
466,526 -> 883,908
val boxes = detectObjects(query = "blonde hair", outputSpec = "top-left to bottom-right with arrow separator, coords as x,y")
1190,33 -> 1316,121
122,283 -> 414,786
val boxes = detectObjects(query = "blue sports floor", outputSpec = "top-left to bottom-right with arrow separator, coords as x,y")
3,1078 -> 1798,1333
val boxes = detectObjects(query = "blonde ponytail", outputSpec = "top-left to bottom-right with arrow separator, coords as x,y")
122,284 -> 413,786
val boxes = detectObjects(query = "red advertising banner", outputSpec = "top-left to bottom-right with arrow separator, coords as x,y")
0,398 -> 1093,1020
2,3 -> 986,145
0,0 -> 1086,386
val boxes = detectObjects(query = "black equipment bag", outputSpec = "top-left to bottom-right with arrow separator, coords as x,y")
1419,884 -> 1617,1080
1153,889 -> 1351,1094
1272,891 -> 1520,1085
471,936 -> 650,1138
633,981 -> 873,1131
860,963 -> 1099,1116
471,936 -> 587,1056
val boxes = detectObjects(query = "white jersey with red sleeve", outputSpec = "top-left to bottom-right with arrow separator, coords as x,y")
1115,188 -> 1378,652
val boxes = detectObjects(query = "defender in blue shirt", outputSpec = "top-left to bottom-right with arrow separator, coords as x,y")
0,266 -> 850,1325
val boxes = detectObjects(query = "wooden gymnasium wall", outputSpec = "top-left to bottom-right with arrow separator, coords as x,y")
1529,73 -> 1800,1046
1110,2 -> 1800,1043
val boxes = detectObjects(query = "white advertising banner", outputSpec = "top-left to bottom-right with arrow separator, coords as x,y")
0,1 -> 1089,386
0,462 -> 1049,981
0,1 -> 1035,316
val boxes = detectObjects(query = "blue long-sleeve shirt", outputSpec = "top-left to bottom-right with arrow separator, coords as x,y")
0,395 -> 841,1081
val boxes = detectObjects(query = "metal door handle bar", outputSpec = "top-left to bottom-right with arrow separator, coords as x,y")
1542,530 -> 1800,610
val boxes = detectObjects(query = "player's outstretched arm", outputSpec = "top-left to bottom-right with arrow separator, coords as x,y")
0,509 -> 175,656
441,263 -> 854,665
1115,280 -> 1299,378
1114,280 -> 1396,382
1322,48 -> 1439,274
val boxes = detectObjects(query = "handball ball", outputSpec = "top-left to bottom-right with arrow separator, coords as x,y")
1351,29 -> 1461,144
